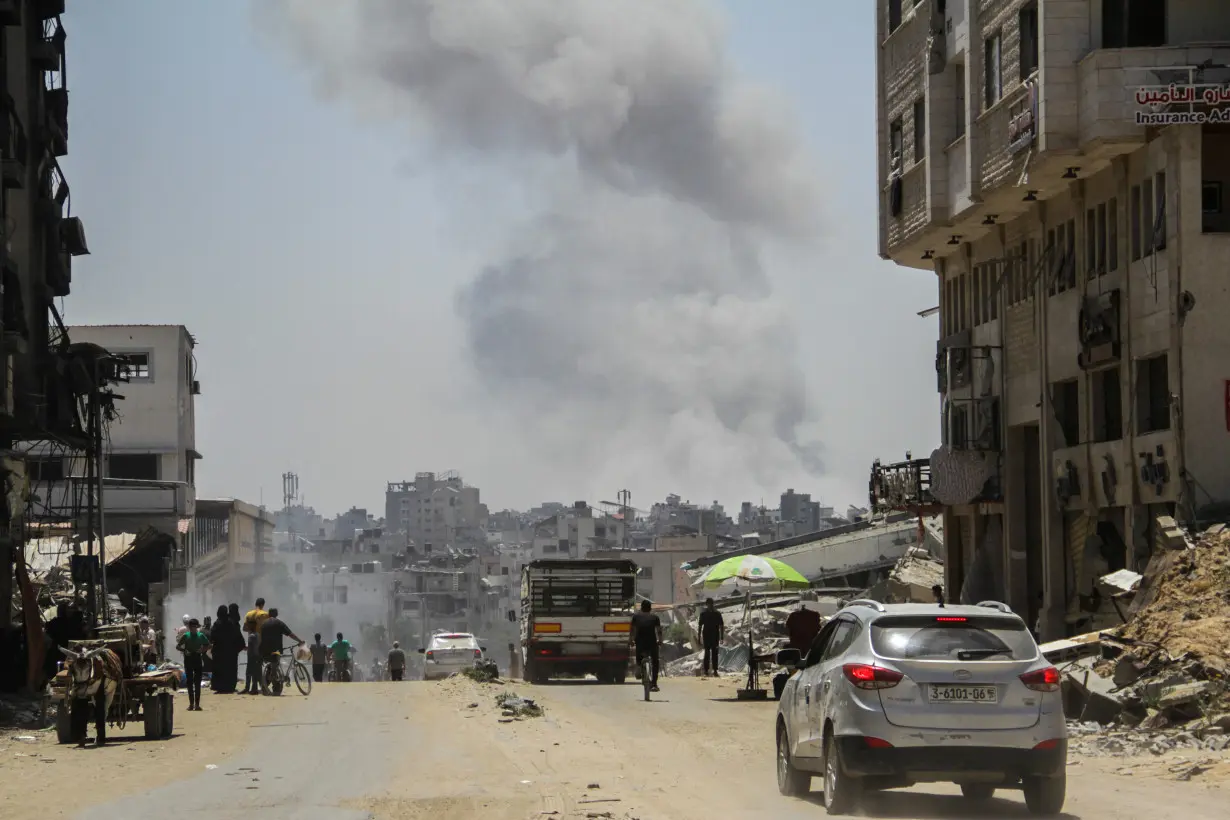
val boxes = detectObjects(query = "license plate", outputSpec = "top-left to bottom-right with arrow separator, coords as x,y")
929,684 -> 998,703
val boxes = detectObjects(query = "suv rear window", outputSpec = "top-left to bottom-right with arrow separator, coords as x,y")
433,636 -> 477,650
870,615 -> 1037,661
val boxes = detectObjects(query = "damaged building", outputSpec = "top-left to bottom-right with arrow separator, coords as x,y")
874,1 -> 1230,640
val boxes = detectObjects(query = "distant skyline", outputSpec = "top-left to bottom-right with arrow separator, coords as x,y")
62,1 -> 938,519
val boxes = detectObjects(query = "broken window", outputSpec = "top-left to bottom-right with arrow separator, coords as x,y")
29,456 -> 65,482
108,453 -> 159,481
1154,171 -> 1167,251
1091,368 -> 1123,442
889,117 -> 903,170
1103,0 -> 1167,49
118,352 -> 151,381
1108,197 -> 1120,270
955,63 -> 967,139
1142,176 -> 1155,257
985,31 -> 1003,110
1131,184 -> 1142,260
1020,3 -> 1039,78
1136,354 -> 1171,433
913,97 -> 926,162
889,0 -> 903,31
1052,380 -> 1080,447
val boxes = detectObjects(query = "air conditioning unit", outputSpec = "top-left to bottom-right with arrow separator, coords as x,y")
60,216 -> 88,256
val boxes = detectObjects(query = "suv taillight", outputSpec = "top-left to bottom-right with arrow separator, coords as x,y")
425,650 -> 434,660
474,649 -> 482,658
842,663 -> 903,690
1020,666 -> 1060,692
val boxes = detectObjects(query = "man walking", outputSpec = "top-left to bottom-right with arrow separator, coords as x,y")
176,617 -> 210,711
698,598 -> 725,677
388,642 -> 407,681
241,629 -> 261,694
310,633 -> 328,682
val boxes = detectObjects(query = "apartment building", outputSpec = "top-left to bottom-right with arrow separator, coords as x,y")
875,0 -> 1230,639
385,471 -> 488,551
32,325 -> 199,539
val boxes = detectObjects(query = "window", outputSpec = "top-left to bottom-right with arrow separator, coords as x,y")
1020,3 -> 1039,78
1092,368 -> 1123,442
29,456 -> 65,482
870,615 -> 1036,661
1131,185 -> 1142,260
1048,222 -> 1074,295
889,117 -> 903,169
1203,181 -> 1224,214
108,454 -> 159,480
1136,354 -> 1171,433
119,352 -> 150,381
985,31 -> 1003,109
889,0 -> 903,31
641,566 -> 654,579
336,586 -> 348,605
957,273 -> 967,331
972,266 -> 982,325
501,567 -> 509,576
294,562 -> 303,575
822,619 -> 860,661
987,263 -> 999,320
1065,218 -> 1076,289
955,63 -> 966,139
186,453 -> 195,486
1154,171 -> 1167,251
1108,197 -> 1120,271
1052,380 -> 1080,447
950,404 -> 970,448
1095,203 -> 1108,276
1141,176 -> 1154,256
1103,0 -> 1167,49
913,97 -> 926,162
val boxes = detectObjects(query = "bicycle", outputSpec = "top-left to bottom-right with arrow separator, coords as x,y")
261,644 -> 312,696
635,650 -> 655,702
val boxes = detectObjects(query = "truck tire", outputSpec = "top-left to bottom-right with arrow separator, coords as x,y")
143,696 -> 161,739
159,693 -> 174,738
613,666 -> 627,685
55,701 -> 72,744
522,658 -> 535,683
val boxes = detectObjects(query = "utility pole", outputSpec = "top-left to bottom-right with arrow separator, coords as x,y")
617,488 -> 631,550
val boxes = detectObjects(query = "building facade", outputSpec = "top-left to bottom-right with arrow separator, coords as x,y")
875,0 -> 1230,638
33,325 -> 199,539
186,499 -> 276,604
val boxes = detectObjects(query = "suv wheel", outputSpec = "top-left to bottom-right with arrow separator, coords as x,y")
776,724 -> 810,796
960,784 -> 995,802
1022,773 -> 1066,816
822,733 -> 861,815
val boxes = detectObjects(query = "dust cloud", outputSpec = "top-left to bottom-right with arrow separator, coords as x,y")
262,0 -> 825,494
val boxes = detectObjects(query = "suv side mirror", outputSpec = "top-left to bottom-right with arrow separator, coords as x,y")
480,646 -> 488,652
417,648 -> 425,654
775,648 -> 802,668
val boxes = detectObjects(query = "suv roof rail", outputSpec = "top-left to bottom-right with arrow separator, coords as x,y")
845,598 -> 886,613
976,600 -> 1013,614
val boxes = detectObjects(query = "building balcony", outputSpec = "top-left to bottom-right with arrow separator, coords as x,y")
41,477 -> 195,522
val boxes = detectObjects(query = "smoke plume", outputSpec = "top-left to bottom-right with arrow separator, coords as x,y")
264,0 -> 824,492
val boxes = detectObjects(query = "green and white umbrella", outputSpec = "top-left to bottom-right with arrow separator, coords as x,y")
693,554 -> 809,590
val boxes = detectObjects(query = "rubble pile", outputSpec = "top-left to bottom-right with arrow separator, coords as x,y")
495,692 -> 542,719
0,692 -> 45,729
865,548 -> 945,604
1058,524 -> 1230,755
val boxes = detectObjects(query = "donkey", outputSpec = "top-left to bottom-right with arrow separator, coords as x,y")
60,645 -> 123,746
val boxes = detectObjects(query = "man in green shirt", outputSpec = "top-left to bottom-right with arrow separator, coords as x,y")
176,618 -> 211,711
328,632 -> 353,682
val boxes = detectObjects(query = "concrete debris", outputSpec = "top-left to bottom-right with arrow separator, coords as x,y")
495,692 -> 542,719
865,549 -> 945,604
1056,523 -> 1230,751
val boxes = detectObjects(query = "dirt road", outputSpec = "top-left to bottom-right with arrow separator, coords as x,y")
4,676 -> 1229,819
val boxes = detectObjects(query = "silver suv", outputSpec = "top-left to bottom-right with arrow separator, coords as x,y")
774,600 -> 1066,816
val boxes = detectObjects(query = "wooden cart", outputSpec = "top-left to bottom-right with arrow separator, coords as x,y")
49,623 -> 181,743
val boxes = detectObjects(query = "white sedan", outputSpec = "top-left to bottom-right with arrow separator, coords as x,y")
420,632 -> 486,681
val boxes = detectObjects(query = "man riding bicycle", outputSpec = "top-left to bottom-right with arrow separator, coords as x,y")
329,632 -> 354,682
258,608 -> 303,692
630,600 -> 663,692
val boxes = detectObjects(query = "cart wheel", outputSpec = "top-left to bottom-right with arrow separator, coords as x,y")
54,701 -> 72,745
143,696 -> 161,739
159,693 -> 174,738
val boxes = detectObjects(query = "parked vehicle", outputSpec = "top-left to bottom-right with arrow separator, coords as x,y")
774,600 -> 1066,816
519,559 -> 637,684
420,631 -> 487,681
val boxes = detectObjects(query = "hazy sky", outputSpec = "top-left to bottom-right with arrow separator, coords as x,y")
63,1 -> 938,517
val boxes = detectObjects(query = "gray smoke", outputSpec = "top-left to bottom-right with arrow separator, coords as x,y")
264,0 -> 824,489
